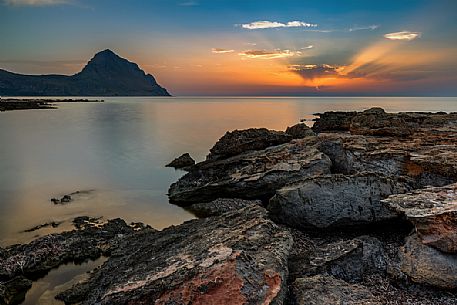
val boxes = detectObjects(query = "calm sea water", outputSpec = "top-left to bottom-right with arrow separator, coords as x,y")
1,97 -> 457,247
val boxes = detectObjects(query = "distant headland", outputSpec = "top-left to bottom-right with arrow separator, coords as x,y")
0,49 -> 170,96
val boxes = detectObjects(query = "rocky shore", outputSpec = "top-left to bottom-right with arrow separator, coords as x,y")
2,107 -> 457,304
0,98 -> 103,112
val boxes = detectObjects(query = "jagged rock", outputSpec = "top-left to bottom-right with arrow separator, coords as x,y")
187,198 -> 262,217
0,276 -> 32,305
57,205 -> 293,305
165,153 -> 195,170
168,138 -> 332,204
383,183 -> 457,253
290,235 -> 388,282
350,108 -> 413,137
0,218 -> 150,303
312,111 -> 357,133
207,128 -> 292,160
285,123 -> 315,139
291,275 -> 381,305
268,174 -> 410,229
398,234 -> 457,289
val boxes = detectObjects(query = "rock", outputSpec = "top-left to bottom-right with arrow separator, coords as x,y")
0,276 -> 32,305
312,111 -> 357,133
169,138 -> 331,204
285,123 -> 315,139
268,174 -> 410,229
187,198 -> 262,217
0,217 -> 150,302
383,183 -> 457,253
350,108 -> 413,137
290,235 -> 388,282
207,128 -> 292,160
291,275 -> 381,305
50,190 -> 94,205
57,205 -> 293,305
398,234 -> 457,289
22,221 -> 62,233
165,153 -> 195,170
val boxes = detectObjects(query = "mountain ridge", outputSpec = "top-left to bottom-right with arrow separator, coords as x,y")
0,49 -> 170,96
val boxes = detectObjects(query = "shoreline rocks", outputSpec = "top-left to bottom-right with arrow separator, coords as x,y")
165,153 -> 195,170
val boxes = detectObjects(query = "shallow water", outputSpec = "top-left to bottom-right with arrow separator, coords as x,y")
1,96 -> 457,246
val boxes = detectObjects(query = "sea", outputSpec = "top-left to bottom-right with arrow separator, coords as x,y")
1,96 -> 457,304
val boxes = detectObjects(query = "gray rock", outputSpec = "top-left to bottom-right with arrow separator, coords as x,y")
398,234 -> 457,289
268,174 -> 410,229
169,138 -> 331,205
187,198 -> 262,217
207,128 -> 292,160
165,153 -> 195,170
384,183 -> 457,253
291,275 -> 381,305
285,123 -> 315,139
57,205 -> 293,305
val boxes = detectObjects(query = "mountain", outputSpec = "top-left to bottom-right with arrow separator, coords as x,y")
0,49 -> 170,96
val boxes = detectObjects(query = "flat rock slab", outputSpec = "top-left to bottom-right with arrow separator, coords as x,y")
57,205 -> 293,305
398,234 -> 457,289
169,138 -> 331,204
291,275 -> 381,305
186,198 -> 262,217
268,174 -> 410,229
383,183 -> 457,253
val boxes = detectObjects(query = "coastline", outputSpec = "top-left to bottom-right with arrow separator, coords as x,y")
1,107 -> 457,304
0,98 -> 103,112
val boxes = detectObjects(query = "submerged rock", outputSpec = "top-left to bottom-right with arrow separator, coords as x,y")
291,275 -> 381,305
268,174 -> 410,229
383,183 -> 457,253
186,198 -> 262,217
285,123 -> 315,139
57,205 -> 293,305
165,153 -> 195,170
169,138 -> 331,204
207,128 -> 292,160
0,218 -> 149,304
398,234 -> 457,289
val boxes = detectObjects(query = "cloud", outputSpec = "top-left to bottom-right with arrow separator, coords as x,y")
239,49 -> 302,59
3,0 -> 69,5
289,64 -> 341,79
241,20 -> 317,30
301,45 -> 314,50
211,48 -> 235,54
384,31 -> 421,41
349,25 -> 379,32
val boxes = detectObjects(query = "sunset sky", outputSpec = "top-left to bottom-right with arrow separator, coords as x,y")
1,0 -> 456,96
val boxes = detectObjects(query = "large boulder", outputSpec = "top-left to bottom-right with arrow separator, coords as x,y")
291,275 -> 381,305
207,128 -> 292,160
398,234 -> 457,289
268,174 -> 410,229
169,138 -> 331,204
57,205 -> 293,305
383,183 -> 457,253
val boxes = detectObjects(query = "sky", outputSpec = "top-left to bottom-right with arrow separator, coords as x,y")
1,0 -> 456,96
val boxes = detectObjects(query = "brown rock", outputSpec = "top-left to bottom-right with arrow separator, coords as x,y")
285,123 -> 315,139
383,183 -> 457,253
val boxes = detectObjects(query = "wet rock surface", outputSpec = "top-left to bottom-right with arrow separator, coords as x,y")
268,174 -> 411,229
0,217 -> 148,304
165,153 -> 195,170
384,183 -> 457,253
169,138 -> 331,204
57,205 -> 292,305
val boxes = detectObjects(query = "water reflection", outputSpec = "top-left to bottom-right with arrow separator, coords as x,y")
1,97 -> 456,245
